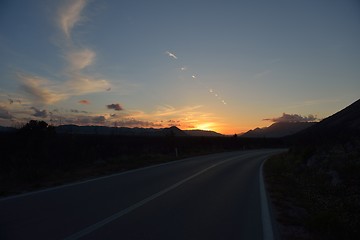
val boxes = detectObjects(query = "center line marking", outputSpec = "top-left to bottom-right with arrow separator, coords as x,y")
63,155 -> 242,240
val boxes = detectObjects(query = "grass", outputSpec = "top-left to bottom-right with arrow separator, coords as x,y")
264,145 -> 360,240
0,153 -> 179,197
0,148 -> 235,197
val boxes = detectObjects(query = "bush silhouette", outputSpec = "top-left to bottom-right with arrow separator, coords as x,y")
18,120 -> 55,136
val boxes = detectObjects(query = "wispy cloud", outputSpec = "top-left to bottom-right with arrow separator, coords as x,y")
107,103 -> 123,111
165,51 -> 178,59
57,0 -> 111,96
70,109 -> 89,114
58,0 -> 87,39
153,105 -> 203,117
18,73 -> 66,105
31,107 -> 48,118
114,119 -> 162,128
48,112 -> 107,126
73,115 -> 106,125
18,71 -> 109,105
15,0 -> 110,106
263,113 -> 318,123
0,105 -> 13,119
66,48 -> 95,71
65,74 -> 110,95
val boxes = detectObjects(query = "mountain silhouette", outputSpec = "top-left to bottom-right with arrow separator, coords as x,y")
184,130 -> 224,137
290,98 -> 360,143
242,122 -> 316,138
54,125 -> 225,137
162,126 -> 188,137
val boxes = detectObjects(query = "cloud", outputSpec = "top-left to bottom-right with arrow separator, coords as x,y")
78,99 -> 90,104
58,0 -> 87,39
57,1 -> 111,97
8,98 -> 21,104
31,107 -> 48,118
70,109 -> 88,114
264,113 -> 318,123
66,48 -> 95,71
165,51 -> 178,59
0,106 -> 13,119
114,119 -> 162,128
92,115 -> 106,124
107,103 -> 123,111
74,115 -> 106,125
167,119 -> 181,127
18,72 -> 110,105
18,73 -> 66,105
65,74 -> 111,95
14,1 -> 112,108
154,105 -> 203,117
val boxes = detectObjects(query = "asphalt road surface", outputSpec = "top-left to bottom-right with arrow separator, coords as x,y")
0,149 -> 285,240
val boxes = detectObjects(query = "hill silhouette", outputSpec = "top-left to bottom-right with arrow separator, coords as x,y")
290,98 -> 360,144
53,125 -> 226,137
265,98 -> 360,239
242,122 -> 315,138
184,129 -> 224,137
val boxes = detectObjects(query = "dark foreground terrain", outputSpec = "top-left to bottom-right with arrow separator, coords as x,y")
264,145 -> 360,240
264,99 -> 360,239
1,149 -> 284,240
0,122 -> 284,197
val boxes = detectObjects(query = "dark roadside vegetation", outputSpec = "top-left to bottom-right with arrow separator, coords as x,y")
0,120 -> 284,197
264,99 -> 360,240
1,98 -> 359,240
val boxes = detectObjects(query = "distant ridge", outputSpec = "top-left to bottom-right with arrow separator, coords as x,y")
291,98 -> 360,142
242,122 -> 316,138
53,125 -> 225,137
0,126 -> 16,133
184,129 -> 224,137
0,124 -> 225,137
55,125 -> 188,136
162,126 -> 188,137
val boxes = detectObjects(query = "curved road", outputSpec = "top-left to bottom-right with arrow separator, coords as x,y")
0,149 -> 284,240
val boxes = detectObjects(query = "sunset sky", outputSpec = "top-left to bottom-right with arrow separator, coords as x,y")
0,0 -> 359,134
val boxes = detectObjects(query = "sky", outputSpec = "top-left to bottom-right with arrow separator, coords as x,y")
0,0 -> 359,134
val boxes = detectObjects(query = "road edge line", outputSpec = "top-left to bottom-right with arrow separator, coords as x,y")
260,158 -> 274,240
63,155 -> 241,240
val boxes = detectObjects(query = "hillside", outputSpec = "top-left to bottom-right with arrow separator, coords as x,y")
0,126 -> 16,133
55,125 -> 187,136
0,124 -> 225,137
242,122 -> 316,138
184,129 -> 224,137
265,98 -> 360,240
291,98 -> 360,143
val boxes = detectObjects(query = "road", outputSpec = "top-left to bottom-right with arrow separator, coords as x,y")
0,149 -> 284,240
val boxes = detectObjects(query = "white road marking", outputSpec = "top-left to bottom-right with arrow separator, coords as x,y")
63,155 -> 242,240
260,159 -> 274,240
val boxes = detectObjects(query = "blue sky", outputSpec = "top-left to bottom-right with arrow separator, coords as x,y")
0,0 -> 359,134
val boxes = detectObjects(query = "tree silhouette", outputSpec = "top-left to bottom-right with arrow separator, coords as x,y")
19,120 -> 55,136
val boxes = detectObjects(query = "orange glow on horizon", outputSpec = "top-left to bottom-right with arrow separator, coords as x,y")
185,122 -> 218,133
